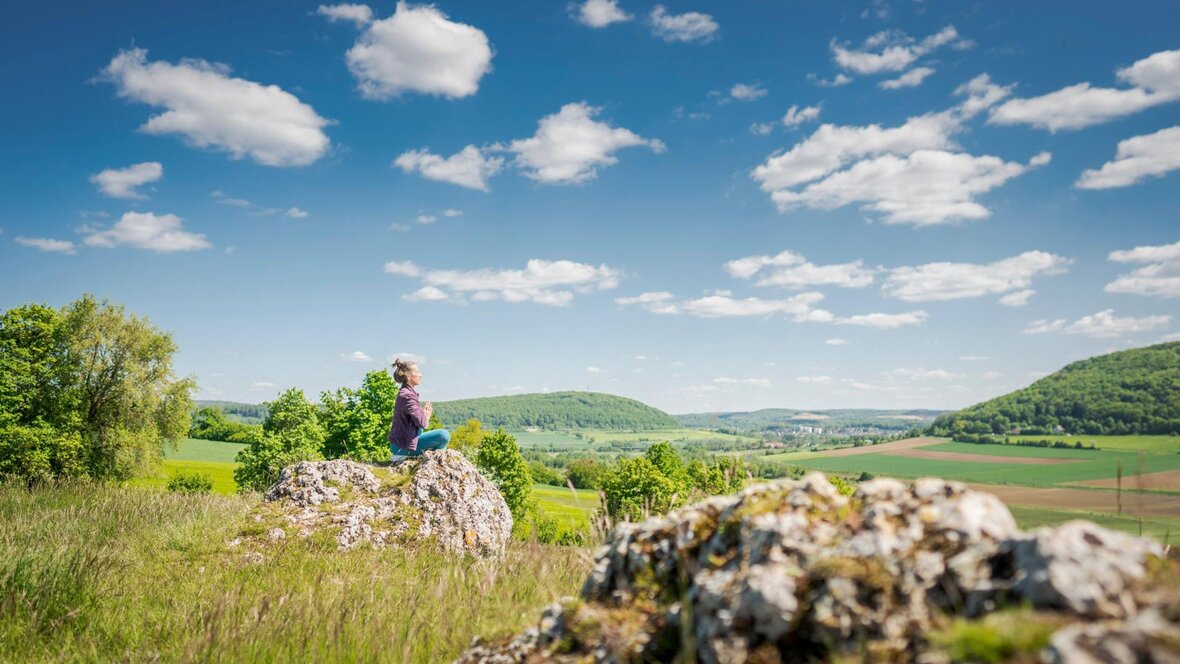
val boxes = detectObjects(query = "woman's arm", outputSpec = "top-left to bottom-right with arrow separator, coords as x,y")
400,390 -> 429,428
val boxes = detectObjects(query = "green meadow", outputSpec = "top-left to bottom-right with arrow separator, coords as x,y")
0,482 -> 591,663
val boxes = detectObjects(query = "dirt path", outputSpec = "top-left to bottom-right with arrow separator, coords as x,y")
885,449 -> 1082,465
1072,469 -> 1180,492
966,483 -> 1180,520
809,437 -> 943,458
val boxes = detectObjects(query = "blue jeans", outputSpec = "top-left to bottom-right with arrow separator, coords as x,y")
392,428 -> 451,457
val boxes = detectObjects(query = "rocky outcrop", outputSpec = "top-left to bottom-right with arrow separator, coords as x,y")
458,473 -> 1179,663
249,450 -> 512,558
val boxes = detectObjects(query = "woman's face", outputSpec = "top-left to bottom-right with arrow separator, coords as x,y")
407,366 -> 422,386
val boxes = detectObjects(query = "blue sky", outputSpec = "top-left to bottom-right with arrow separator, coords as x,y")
2,0 -> 1178,413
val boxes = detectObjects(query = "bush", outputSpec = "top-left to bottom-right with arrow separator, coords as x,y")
565,457 -> 604,489
234,389 -> 325,492
599,457 -> 680,521
166,471 -> 212,494
475,429 -> 533,521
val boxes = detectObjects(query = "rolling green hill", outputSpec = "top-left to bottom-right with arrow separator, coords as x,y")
675,409 -> 945,432
435,391 -> 679,431
931,341 -> 1180,436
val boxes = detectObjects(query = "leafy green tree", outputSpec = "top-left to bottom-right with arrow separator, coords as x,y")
599,457 -> 680,521
565,457 -> 604,489
189,406 -> 262,443
528,460 -> 565,486
644,441 -> 688,489
475,429 -> 533,520
449,419 -> 485,459
0,295 -> 194,481
234,388 -> 325,492
320,370 -> 398,462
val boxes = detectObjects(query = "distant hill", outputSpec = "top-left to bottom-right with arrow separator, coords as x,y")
931,342 -> 1180,436
194,400 -> 267,424
435,391 -> 679,431
675,409 -> 945,432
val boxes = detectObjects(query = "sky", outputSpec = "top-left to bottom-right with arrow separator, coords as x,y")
1,1 -> 1178,414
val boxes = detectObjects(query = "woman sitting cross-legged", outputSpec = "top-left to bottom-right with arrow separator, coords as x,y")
388,358 -> 451,457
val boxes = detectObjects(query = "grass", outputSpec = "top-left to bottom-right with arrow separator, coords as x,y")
129,459 -> 239,494
0,481 -> 593,663
533,484 -> 600,532
165,437 -> 247,463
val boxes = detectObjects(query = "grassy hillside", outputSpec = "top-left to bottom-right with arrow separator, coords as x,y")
931,342 -> 1180,436
436,391 -> 679,431
676,408 -> 945,432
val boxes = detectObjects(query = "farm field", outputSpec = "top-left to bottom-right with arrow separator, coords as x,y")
532,484 -> 601,532
1009,434 -> 1180,454
779,439 -> 1180,487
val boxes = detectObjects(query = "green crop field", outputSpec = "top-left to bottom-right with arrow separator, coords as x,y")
166,437 -> 247,463
781,442 -> 1180,487
1009,434 -> 1180,454
533,484 -> 600,532
1007,505 -> 1180,542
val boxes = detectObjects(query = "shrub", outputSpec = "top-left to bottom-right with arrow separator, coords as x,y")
166,471 -> 213,494
475,429 -> 534,521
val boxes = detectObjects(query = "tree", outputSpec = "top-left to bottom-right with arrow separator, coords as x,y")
0,295 -> 195,481
320,370 -> 398,462
644,441 -> 688,489
599,457 -> 679,521
475,429 -> 533,520
449,419 -> 485,459
234,388 -> 325,492
565,457 -> 604,489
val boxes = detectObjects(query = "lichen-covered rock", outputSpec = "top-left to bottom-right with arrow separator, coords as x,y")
457,472 -> 1177,663
255,450 -> 512,558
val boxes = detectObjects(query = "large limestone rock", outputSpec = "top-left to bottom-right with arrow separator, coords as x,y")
254,450 -> 512,558
458,472 -> 1178,663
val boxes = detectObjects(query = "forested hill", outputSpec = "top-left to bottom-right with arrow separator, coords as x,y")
676,409 -> 945,432
930,341 -> 1180,436
194,400 -> 267,423
435,391 -> 679,430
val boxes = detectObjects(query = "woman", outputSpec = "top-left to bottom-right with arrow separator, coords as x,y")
388,358 -> 451,456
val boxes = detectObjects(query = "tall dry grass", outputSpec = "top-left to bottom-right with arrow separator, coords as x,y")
0,481 -> 593,662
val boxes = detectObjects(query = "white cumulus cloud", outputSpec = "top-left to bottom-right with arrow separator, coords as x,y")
285,207 -> 309,218
333,1 -> 493,100
1076,126 -> 1180,189
342,350 -> 373,362
90,162 -> 163,199
575,0 -> 631,27
998,289 -> 1036,307
725,249 -> 876,289
836,311 -> 928,328
1105,239 -> 1180,298
101,49 -> 331,167
1023,310 -> 1171,338
15,237 -> 76,254
824,338 -> 848,346
649,5 -> 718,43
989,49 -> 1180,131
730,83 -> 768,101
831,25 -> 964,75
879,66 -> 935,90
503,102 -> 665,184
393,145 -> 504,191
615,291 -> 679,314
81,211 -> 211,252
386,258 -> 621,306
316,3 -> 373,25
883,251 -> 1070,301
782,104 -> 821,127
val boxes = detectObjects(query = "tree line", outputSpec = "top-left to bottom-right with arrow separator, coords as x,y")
436,391 -> 680,431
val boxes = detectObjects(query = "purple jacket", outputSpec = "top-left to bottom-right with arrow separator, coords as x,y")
388,386 -> 429,452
